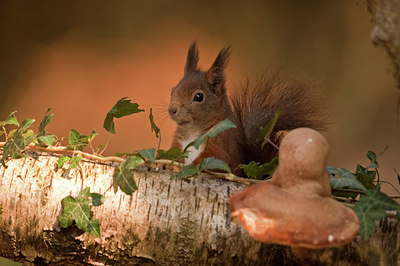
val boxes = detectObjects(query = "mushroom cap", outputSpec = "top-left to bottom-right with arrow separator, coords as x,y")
230,182 -> 360,249
272,128 -> 331,196
230,128 -> 359,249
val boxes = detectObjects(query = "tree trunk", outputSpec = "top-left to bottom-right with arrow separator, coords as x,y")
367,0 -> 400,94
0,149 -> 399,265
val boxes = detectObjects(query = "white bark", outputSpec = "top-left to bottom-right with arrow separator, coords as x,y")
0,150 -> 399,265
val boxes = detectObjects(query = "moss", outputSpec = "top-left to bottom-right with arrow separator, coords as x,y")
171,218 -> 197,265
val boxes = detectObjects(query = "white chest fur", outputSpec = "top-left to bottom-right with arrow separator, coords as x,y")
179,133 -> 204,165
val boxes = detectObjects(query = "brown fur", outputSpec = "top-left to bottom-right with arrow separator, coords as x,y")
231,72 -> 329,165
168,42 -> 328,175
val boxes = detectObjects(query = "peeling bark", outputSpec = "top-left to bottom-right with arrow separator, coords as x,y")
0,150 -> 399,265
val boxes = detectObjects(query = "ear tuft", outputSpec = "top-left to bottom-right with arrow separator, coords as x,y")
206,46 -> 232,95
184,41 -> 199,74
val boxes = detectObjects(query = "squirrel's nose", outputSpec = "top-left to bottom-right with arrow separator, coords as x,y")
168,106 -> 178,116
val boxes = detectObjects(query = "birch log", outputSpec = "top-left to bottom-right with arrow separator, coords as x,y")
0,149 -> 399,265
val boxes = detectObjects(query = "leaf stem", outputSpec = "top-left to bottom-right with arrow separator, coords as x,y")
376,168 -> 380,183
375,180 -> 400,195
2,125 -> 8,142
99,133 -> 111,155
265,138 -> 279,151
203,170 -> 265,186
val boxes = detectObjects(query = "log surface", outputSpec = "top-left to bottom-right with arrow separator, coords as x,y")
0,150 -> 399,265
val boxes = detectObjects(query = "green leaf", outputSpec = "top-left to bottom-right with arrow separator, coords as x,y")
366,146 -> 388,169
90,193 -> 105,206
366,151 -> 379,169
157,147 -> 186,160
175,165 -> 200,179
149,108 -> 160,138
58,187 -> 101,237
355,164 -> 376,189
326,166 -> 337,176
113,156 -> 144,195
256,107 -> 283,149
353,185 -> 400,240
0,119 -> 35,167
69,129 -> 81,146
88,129 -> 98,142
103,113 -> 115,134
57,156 -> 70,168
103,97 -> 144,134
353,201 -> 386,241
69,156 -> 82,169
18,119 -> 35,132
38,108 -> 54,137
199,157 -> 231,173
193,119 -> 236,149
37,135 -> 55,147
139,148 -> 156,163
4,111 -> 18,126
329,168 -> 367,198
241,157 -> 278,180
23,129 -> 37,145
68,129 -> 88,150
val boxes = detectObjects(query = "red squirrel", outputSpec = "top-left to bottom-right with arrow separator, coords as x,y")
168,42 -> 327,175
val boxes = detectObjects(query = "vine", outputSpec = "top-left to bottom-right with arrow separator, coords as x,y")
0,97 -> 399,241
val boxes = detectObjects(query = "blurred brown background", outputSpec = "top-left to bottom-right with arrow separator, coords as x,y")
0,0 -> 398,193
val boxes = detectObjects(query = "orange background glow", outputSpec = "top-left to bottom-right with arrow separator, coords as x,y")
0,1 -> 398,193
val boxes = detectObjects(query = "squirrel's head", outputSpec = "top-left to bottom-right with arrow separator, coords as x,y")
168,42 -> 232,130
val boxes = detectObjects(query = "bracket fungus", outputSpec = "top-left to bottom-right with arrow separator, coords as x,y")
230,128 -> 359,252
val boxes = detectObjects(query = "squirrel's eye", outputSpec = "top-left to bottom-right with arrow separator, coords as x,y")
193,92 -> 204,102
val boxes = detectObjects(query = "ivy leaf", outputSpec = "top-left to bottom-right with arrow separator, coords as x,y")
69,156 -> 82,169
88,130 -> 98,142
139,148 -> 156,163
256,107 -> 282,149
355,164 -> 376,189
353,185 -> 400,240
366,151 -> 379,169
4,111 -> 19,126
241,157 -> 278,180
69,129 -> 81,146
103,114 -> 115,134
68,129 -> 88,150
149,108 -> 160,138
326,166 -> 337,177
157,147 -> 186,160
193,119 -> 236,149
103,97 -> 144,134
58,187 -> 101,237
353,201 -> 386,241
18,119 -> 36,133
366,146 -> 388,169
23,129 -> 37,145
90,193 -> 105,206
113,156 -> 144,195
38,108 -> 54,137
199,157 -> 231,173
37,135 -> 55,147
0,119 -> 35,167
175,165 -> 200,180
57,156 -> 70,168
329,167 -> 367,198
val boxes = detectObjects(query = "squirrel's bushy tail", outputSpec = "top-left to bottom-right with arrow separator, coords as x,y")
231,71 -> 329,164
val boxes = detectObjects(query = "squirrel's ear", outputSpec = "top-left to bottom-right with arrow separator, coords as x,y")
184,42 -> 199,74
206,46 -> 231,95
